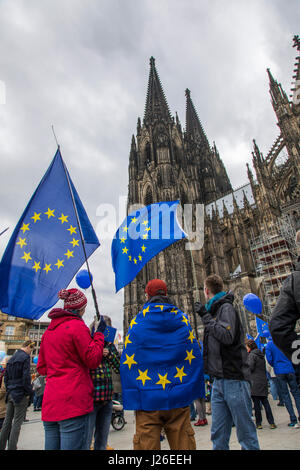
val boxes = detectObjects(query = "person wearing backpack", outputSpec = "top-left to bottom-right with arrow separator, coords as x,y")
195,274 -> 260,450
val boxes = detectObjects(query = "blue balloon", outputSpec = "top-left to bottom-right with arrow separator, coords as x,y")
0,351 -> 6,362
76,269 -> 93,289
243,293 -> 263,315
33,356 -> 38,364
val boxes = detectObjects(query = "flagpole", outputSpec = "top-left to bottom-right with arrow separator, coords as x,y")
63,152 -> 101,321
51,128 -> 101,321
189,246 -> 200,341
0,227 -> 9,237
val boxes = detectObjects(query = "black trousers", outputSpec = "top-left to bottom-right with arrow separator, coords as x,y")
252,396 -> 274,425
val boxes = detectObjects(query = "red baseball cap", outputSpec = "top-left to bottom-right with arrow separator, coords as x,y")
145,279 -> 167,297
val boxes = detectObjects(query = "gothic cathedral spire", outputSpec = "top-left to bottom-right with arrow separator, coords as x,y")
144,57 -> 172,126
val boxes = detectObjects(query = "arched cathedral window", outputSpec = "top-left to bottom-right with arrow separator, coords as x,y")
145,142 -> 151,165
144,186 -> 153,206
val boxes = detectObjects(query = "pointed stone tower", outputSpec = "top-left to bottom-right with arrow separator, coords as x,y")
123,57 -> 232,336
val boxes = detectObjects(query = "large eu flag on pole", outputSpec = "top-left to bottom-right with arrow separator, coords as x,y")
120,302 -> 205,410
111,200 -> 186,292
0,148 -> 100,320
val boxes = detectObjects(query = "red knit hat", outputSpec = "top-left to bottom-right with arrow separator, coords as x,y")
58,288 -> 87,311
145,279 -> 167,297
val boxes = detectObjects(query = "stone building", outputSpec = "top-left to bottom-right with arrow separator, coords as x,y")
0,311 -> 33,356
123,36 -> 300,339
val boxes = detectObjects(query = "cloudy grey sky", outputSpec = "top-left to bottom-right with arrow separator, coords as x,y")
0,0 -> 299,335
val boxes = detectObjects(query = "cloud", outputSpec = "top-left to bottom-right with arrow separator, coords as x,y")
0,0 -> 298,336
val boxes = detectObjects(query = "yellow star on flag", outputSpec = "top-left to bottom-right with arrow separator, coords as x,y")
20,223 -> 30,234
142,306 -> 150,317
45,208 -> 55,219
131,217 -> 137,223
156,373 -> 171,390
31,212 -> 41,223
136,369 -> 151,386
142,220 -> 148,226
174,366 -> 187,383
43,263 -> 52,274
67,225 -> 77,235
145,226 -> 151,232
21,251 -> 32,263
17,237 -> 27,248
59,213 -> 68,224
142,234 -> 148,240
55,259 -> 64,269
184,349 -> 196,365
130,317 -> 138,328
70,238 -> 79,247
124,334 -> 132,348
133,258 -> 137,264
155,305 -> 164,311
182,316 -> 189,326
120,237 -> 126,244
123,226 -> 128,232
123,354 -> 138,370
32,261 -> 41,273
138,255 -> 142,261
122,247 -> 128,254
128,255 -> 132,261
141,245 -> 146,252
187,330 -> 195,343
171,308 -> 178,315
64,250 -> 74,259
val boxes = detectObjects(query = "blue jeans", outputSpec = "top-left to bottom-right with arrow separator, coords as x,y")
276,373 -> 300,424
268,378 -> 278,400
189,402 -> 197,420
43,414 -> 90,450
86,401 -> 113,450
211,378 -> 260,450
33,394 -> 43,410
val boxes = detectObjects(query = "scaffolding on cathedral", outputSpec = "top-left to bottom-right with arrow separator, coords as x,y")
250,214 -> 298,322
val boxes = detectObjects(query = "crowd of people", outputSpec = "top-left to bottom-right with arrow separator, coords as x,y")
0,230 -> 300,450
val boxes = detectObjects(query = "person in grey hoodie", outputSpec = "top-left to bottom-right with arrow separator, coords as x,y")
245,339 -> 276,430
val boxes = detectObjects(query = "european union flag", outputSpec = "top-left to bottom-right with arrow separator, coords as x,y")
256,317 -> 270,338
120,302 -> 205,411
111,200 -> 186,292
103,325 -> 117,343
0,149 -> 100,320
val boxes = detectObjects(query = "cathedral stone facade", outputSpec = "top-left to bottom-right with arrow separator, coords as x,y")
123,36 -> 300,339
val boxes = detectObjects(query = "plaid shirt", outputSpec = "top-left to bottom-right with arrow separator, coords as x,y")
90,342 -> 120,403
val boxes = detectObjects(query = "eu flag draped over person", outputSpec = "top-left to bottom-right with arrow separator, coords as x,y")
111,200 -> 186,292
0,148 -> 100,320
120,302 -> 205,411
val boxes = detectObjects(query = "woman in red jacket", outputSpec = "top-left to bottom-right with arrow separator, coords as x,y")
37,288 -> 106,450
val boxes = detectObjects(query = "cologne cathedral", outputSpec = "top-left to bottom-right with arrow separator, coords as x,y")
123,36 -> 300,339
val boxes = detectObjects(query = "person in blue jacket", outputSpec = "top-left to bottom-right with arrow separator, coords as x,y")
265,339 -> 300,428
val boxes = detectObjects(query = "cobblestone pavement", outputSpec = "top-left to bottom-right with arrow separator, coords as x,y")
16,396 -> 300,450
